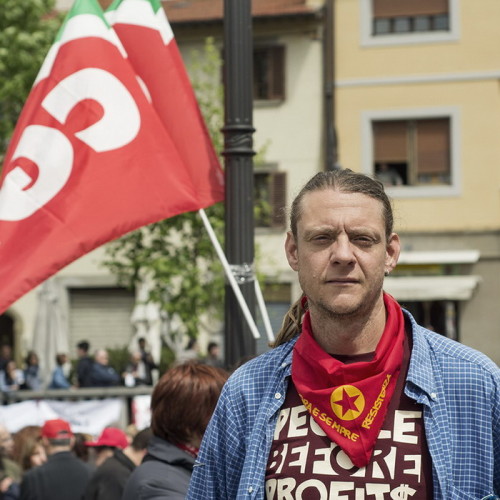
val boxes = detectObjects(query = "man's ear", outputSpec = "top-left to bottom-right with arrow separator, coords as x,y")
385,232 -> 401,273
285,232 -> 299,271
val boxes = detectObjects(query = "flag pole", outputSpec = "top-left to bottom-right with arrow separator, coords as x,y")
254,278 -> 275,342
222,0 -> 256,367
198,209 -> 261,340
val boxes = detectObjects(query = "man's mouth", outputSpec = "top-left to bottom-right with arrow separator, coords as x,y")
326,278 -> 358,284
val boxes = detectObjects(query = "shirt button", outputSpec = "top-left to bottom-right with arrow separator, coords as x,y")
275,392 -> 282,399
248,486 -> 253,493
281,362 -> 287,368
430,392 -> 437,400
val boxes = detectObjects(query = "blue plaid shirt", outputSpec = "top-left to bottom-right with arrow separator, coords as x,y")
188,311 -> 500,500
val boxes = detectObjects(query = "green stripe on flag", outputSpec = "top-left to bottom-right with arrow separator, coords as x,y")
105,0 -> 174,45
56,0 -> 110,42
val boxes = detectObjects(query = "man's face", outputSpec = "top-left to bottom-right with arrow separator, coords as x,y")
285,189 -> 400,321
96,351 -> 109,365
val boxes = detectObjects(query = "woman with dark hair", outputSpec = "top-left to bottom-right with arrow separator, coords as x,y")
122,361 -> 228,500
12,426 -> 46,474
48,353 -> 72,389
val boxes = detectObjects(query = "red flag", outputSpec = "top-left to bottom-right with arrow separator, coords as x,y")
105,0 -> 224,209
0,0 -> 209,313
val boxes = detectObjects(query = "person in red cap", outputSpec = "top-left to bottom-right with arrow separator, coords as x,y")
83,427 -> 152,500
20,418 -> 91,500
85,427 -> 129,468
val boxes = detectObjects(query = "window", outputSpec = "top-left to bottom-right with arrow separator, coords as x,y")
372,0 -> 449,36
362,107 -> 460,198
361,0 -> 459,47
253,46 -> 285,101
254,169 -> 286,228
373,118 -> 450,187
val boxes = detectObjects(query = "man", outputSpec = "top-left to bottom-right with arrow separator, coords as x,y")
20,418 -> 91,500
75,340 -> 93,387
187,170 -> 500,499
87,349 -> 120,387
137,337 -> 157,385
85,427 -> 129,468
123,351 -> 149,387
203,342 -> 224,368
83,427 -> 151,500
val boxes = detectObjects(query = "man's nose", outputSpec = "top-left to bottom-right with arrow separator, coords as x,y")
330,235 -> 355,264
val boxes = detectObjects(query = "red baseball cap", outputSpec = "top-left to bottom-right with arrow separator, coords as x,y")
85,427 -> 128,449
41,419 -> 73,439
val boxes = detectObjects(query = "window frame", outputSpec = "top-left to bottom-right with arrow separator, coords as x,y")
253,44 -> 286,103
360,0 -> 460,47
361,107 -> 461,198
253,165 -> 287,229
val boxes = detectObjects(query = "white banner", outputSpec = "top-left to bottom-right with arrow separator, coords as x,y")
0,398 -> 124,436
131,395 -> 151,430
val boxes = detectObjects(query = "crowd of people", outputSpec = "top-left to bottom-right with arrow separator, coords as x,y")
0,360 -> 229,499
0,337 -> 224,394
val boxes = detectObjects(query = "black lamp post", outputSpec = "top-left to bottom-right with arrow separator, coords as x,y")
222,0 -> 257,368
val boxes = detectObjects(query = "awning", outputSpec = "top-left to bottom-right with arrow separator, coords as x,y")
384,275 -> 481,301
397,250 -> 480,265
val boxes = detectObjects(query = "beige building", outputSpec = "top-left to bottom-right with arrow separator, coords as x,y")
2,0 -> 499,367
335,0 -> 500,363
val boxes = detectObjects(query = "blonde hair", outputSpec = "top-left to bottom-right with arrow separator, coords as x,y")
271,295 -> 307,347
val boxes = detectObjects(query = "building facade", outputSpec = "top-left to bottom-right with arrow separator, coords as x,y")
2,0 -> 499,367
334,0 -> 500,363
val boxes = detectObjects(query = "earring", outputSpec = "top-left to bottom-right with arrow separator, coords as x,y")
384,270 -> 390,277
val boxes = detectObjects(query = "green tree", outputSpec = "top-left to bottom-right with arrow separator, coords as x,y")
103,38 -> 226,356
0,0 -> 61,164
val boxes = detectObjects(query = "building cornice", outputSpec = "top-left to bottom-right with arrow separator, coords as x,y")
337,70 -> 500,88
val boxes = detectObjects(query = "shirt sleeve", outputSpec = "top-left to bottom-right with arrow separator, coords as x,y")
492,368 -> 500,494
187,377 -> 248,500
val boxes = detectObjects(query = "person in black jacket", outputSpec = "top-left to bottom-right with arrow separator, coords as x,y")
86,350 -> 120,387
83,427 -> 151,500
75,341 -> 93,388
20,419 -> 91,500
121,361 -> 228,500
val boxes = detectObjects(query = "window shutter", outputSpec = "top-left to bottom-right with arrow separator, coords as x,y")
69,288 -> 135,352
253,45 -> 285,100
373,0 -> 449,18
270,46 -> 285,100
416,118 -> 450,174
373,120 -> 408,163
270,172 -> 287,227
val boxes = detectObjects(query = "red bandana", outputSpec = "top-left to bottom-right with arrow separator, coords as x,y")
291,293 -> 405,468
176,442 -> 199,459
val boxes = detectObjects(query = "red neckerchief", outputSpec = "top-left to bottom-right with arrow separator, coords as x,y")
175,442 -> 199,459
291,293 -> 405,468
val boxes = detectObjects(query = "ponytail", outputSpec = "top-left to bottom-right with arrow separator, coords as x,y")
271,294 -> 306,347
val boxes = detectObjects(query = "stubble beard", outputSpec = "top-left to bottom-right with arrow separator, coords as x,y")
307,280 -> 385,325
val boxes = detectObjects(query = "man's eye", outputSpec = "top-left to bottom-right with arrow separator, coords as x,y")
312,234 -> 330,241
353,236 -> 374,245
